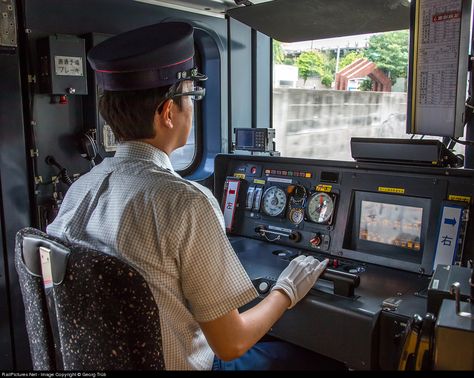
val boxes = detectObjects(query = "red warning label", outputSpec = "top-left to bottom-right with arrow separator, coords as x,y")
432,11 -> 461,22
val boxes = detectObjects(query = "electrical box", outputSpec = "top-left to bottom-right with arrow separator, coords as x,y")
434,299 -> 474,370
37,34 -> 88,95
427,264 -> 471,315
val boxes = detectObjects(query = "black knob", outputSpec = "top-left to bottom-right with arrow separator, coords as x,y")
289,231 -> 301,242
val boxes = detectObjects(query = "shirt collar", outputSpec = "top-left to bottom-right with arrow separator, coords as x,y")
115,141 -> 176,174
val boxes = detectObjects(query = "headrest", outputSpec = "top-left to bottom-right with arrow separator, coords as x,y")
22,235 -> 70,285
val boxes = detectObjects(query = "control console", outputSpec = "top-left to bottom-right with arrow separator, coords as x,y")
214,154 -> 474,369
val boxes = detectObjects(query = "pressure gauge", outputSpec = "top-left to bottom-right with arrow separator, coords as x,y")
261,186 -> 287,217
306,192 -> 335,224
288,208 -> 304,225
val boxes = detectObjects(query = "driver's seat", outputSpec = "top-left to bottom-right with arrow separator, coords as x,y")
15,227 -> 165,370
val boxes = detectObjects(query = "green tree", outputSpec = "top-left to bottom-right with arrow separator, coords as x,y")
296,50 -> 335,87
339,51 -> 364,71
359,78 -> 373,91
273,40 -> 285,64
363,31 -> 409,84
296,51 -> 323,82
321,73 -> 333,88
322,53 -> 336,78
283,55 -> 296,65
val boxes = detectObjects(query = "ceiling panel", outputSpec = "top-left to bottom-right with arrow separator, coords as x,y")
226,0 -> 411,42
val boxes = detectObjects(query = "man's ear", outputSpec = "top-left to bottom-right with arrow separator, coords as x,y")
156,99 -> 174,129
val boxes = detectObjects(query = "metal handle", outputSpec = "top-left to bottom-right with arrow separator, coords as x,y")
255,226 -> 300,242
449,282 -> 474,319
319,268 -> 360,297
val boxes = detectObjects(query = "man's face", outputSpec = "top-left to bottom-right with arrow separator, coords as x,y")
173,80 -> 194,149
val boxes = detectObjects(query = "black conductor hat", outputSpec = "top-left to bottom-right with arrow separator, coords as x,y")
87,22 -> 207,91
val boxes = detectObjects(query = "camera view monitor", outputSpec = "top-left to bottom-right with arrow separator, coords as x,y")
359,201 -> 423,251
349,191 -> 431,265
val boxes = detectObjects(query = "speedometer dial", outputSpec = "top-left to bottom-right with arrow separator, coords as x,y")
261,186 -> 287,217
306,192 -> 335,224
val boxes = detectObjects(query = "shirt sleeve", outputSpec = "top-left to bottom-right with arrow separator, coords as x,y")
172,192 -> 258,322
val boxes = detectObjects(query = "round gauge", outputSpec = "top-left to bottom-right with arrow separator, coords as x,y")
306,192 -> 335,224
288,208 -> 304,225
291,185 -> 307,203
261,186 -> 287,217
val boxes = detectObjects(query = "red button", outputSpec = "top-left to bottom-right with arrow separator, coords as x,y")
310,235 -> 321,246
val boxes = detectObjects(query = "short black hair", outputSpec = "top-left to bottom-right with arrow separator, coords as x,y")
98,84 -> 183,142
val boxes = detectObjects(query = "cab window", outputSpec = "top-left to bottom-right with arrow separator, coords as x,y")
272,28 -> 466,160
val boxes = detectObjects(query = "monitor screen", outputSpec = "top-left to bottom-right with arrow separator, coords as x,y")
236,129 -> 254,149
359,201 -> 423,251
344,191 -> 430,266
235,128 -> 270,151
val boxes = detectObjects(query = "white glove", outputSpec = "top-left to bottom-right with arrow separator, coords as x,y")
272,255 -> 329,309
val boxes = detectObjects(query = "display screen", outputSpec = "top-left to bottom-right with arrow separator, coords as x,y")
359,200 -> 423,251
235,129 -> 268,151
236,130 -> 254,148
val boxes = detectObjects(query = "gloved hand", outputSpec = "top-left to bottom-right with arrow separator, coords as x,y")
272,255 -> 329,309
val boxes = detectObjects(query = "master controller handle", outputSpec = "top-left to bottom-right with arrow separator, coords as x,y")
319,267 -> 360,297
255,268 -> 360,298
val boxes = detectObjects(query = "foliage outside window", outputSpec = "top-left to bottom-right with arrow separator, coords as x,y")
364,31 -> 409,86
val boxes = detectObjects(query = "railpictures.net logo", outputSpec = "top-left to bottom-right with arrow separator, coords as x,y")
2,373 -> 107,378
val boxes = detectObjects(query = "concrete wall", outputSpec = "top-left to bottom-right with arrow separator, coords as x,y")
273,88 -> 408,161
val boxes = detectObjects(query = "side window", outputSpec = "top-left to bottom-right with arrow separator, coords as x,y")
170,45 -> 202,172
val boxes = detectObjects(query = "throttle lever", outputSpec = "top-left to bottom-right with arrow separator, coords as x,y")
318,267 -> 360,297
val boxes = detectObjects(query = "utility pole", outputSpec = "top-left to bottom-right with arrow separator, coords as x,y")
335,46 -> 341,77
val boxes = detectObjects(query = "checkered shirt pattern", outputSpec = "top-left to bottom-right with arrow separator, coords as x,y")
47,141 -> 258,370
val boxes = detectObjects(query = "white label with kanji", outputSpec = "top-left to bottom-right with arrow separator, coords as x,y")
54,56 -> 83,76
433,205 -> 463,270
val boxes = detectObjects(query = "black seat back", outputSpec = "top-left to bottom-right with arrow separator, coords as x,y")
15,227 -> 165,370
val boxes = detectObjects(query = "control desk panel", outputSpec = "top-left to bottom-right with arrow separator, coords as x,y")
214,154 -> 474,370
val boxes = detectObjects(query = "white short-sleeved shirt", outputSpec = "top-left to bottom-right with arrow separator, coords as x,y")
47,141 -> 258,370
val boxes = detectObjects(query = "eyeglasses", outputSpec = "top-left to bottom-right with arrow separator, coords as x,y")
157,85 -> 206,113
157,84 -> 205,113
170,85 -> 206,101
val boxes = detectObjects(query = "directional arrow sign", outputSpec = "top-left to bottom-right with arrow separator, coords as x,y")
434,205 -> 463,270
444,217 -> 457,226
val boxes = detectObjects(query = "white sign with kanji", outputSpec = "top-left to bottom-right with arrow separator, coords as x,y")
54,55 -> 83,76
433,205 -> 463,270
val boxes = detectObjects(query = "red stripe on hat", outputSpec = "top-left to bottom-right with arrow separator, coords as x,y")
96,55 -> 193,73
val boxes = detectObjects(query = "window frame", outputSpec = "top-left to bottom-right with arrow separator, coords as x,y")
172,44 -> 204,175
